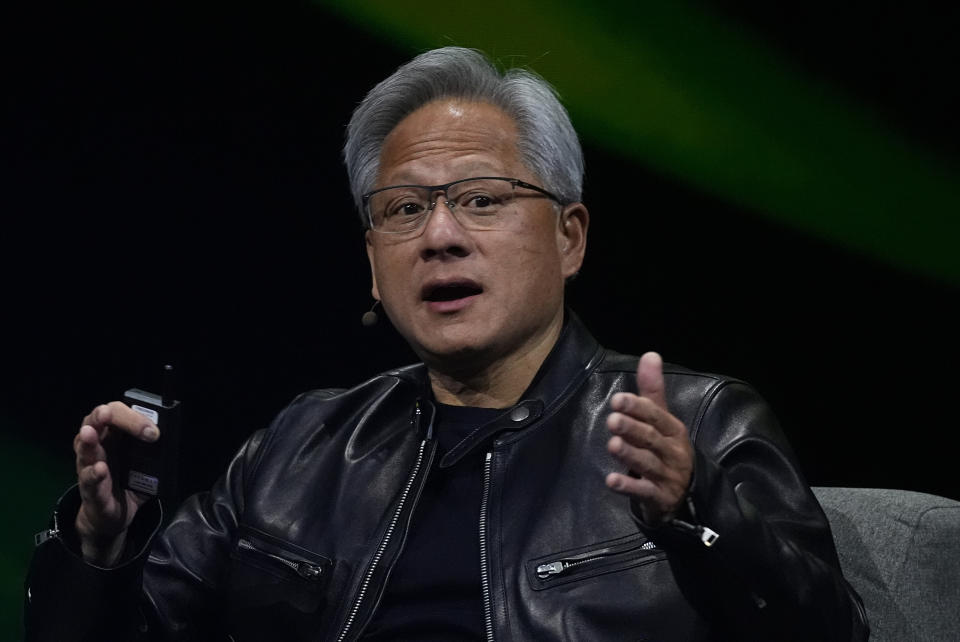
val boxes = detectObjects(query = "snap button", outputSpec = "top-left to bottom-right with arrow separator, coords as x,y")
509,406 -> 530,422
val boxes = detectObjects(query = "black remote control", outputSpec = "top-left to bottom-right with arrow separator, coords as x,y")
114,364 -> 181,503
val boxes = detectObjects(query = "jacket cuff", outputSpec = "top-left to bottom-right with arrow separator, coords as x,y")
46,484 -> 162,565
24,486 -> 163,641
630,448 -> 720,550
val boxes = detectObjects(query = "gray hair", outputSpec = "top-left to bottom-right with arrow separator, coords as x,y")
343,47 -> 584,222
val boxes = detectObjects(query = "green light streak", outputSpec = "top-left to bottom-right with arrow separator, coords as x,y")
317,0 -> 960,284
0,431 -> 73,641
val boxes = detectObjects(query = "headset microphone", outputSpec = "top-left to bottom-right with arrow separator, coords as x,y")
361,300 -> 381,327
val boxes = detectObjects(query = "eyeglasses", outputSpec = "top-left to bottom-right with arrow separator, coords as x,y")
362,176 -> 563,235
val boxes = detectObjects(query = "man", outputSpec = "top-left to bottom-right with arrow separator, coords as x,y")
26,47 -> 868,640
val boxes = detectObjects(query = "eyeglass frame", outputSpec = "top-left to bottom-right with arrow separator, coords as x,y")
361,176 -> 566,233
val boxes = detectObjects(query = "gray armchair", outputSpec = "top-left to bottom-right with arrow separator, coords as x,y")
813,487 -> 960,642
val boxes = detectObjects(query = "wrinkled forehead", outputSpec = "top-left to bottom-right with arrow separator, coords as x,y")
376,99 -> 525,187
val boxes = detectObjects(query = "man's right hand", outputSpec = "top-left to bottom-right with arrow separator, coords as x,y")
73,402 -> 159,566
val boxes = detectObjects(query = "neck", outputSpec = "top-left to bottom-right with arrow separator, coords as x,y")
427,314 -> 563,408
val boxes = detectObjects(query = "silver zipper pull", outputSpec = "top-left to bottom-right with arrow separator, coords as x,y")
35,510 -> 61,547
699,526 -> 719,547
238,538 -> 326,580
536,561 -> 566,578
681,495 -> 720,547
296,562 -> 323,579
34,528 -> 58,547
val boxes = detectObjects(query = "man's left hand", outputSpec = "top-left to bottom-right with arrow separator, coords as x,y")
605,352 -> 694,525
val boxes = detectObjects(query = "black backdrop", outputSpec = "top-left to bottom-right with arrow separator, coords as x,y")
4,0 -> 959,511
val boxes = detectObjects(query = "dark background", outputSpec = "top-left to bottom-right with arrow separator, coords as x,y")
2,0 -> 958,635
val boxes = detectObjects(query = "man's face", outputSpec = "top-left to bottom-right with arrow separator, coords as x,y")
365,100 -> 587,374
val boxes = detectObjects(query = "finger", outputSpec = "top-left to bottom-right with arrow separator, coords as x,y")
74,425 -> 107,470
609,395 -> 686,440
605,471 -> 660,499
81,402 -> 160,442
607,412 -> 662,450
609,393 -> 673,431
77,460 -> 113,512
77,460 -> 125,536
608,413 -> 693,476
81,404 -> 112,432
636,352 -> 667,410
607,435 -> 665,480
605,472 -> 679,522
78,460 -> 109,493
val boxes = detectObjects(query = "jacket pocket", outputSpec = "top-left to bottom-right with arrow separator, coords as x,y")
226,525 -> 333,614
526,532 -> 665,591
232,527 -> 333,585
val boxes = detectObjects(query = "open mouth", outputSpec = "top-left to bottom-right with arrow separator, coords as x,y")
422,281 -> 483,303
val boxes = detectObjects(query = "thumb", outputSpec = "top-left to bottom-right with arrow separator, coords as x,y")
637,352 -> 667,409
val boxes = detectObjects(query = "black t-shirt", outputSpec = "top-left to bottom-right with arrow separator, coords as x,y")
361,403 -> 502,641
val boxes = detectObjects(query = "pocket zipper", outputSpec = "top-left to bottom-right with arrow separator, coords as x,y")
237,537 -> 325,580
536,540 -> 657,579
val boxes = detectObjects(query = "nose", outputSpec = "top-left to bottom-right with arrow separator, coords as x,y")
418,196 -> 472,260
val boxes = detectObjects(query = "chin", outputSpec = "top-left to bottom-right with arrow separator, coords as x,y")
412,333 -> 495,373
418,338 -> 484,363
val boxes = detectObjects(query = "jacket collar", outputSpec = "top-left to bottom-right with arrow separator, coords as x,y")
392,309 -> 602,405
519,309 -> 603,410
405,309 -> 605,467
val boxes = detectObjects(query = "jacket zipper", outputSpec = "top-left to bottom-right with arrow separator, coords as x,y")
536,540 -> 657,579
33,507 -> 60,547
479,451 -> 495,642
670,495 -> 720,547
236,538 -> 325,580
336,437 -> 429,642
33,528 -> 59,547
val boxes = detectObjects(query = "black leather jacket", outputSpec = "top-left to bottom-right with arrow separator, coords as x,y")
26,314 -> 868,641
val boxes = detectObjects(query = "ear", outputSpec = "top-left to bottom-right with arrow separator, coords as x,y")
365,230 -> 381,301
557,202 -> 589,279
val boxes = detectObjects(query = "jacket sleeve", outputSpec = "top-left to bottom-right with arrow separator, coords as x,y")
24,427 -> 268,642
636,379 -> 869,642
